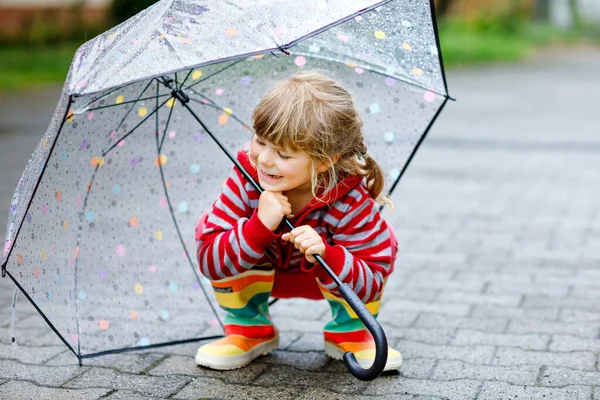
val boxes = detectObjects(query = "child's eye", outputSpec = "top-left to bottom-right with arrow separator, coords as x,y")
255,138 -> 265,146
278,152 -> 291,160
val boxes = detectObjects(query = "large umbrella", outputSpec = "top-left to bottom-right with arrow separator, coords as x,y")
2,0 -> 450,381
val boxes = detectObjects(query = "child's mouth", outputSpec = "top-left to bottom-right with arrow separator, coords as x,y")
260,169 -> 282,180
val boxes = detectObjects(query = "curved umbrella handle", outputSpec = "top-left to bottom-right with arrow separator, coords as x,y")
314,255 -> 388,381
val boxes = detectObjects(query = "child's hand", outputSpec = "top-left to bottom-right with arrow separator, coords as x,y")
258,191 -> 292,231
281,225 -> 325,263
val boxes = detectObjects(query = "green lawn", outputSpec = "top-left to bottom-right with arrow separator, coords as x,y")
0,43 -> 80,92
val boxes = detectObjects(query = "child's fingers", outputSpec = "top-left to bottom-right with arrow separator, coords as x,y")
281,233 -> 290,241
305,244 -> 325,263
297,236 -> 323,253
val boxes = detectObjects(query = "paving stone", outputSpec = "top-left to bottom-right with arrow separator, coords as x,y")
570,285 -> 600,300
103,390 -> 163,399
432,360 -> 539,385
485,281 -> 570,297
549,334 -> 600,352
436,291 -> 522,307
284,332 -> 325,352
413,313 -> 508,332
62,367 -> 190,397
252,364 -> 368,394
397,358 -> 437,379
149,354 -> 271,382
46,351 -> 167,374
453,329 -> 550,350
151,339 -> 212,357
523,295 -> 600,312
507,319 -> 598,338
471,304 -> 559,321
362,376 -> 480,400
260,350 -> 330,371
455,271 -> 533,285
387,287 -> 440,302
0,326 -> 64,347
296,386 -> 442,399
382,300 -> 471,317
493,347 -> 596,370
0,380 -> 111,400
0,343 -> 68,364
0,359 -> 87,386
478,381 -> 592,400
560,309 -> 600,323
173,376 -> 302,400
376,310 -> 420,329
540,366 -> 600,387
399,340 -> 495,365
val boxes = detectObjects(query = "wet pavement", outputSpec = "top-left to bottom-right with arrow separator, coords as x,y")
1,48 -> 599,399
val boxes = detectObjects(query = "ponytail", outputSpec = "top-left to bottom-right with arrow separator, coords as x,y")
359,143 -> 393,209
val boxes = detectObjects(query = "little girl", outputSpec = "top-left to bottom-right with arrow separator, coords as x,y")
194,70 -> 402,371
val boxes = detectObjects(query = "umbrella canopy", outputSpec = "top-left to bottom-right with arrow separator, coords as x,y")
2,0 -> 450,361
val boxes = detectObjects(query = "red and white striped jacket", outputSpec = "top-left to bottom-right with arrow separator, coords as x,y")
196,151 -> 395,303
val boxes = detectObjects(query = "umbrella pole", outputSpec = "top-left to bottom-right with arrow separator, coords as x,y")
164,79 -> 388,381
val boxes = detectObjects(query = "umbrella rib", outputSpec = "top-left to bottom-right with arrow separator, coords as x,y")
384,96 -> 449,201
283,0 -> 393,49
72,80 -> 140,110
85,94 -> 171,112
2,95 -> 74,279
4,270 -> 79,359
80,335 -> 224,359
178,69 -> 194,90
429,0 -> 451,96
293,49 -> 449,99
158,96 -> 176,152
102,95 -> 172,156
100,79 -> 157,151
186,88 -> 251,129
183,58 -> 246,92
154,81 -> 225,332
71,88 -> 172,355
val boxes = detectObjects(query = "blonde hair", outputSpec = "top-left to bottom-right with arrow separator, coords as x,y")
252,70 -> 390,205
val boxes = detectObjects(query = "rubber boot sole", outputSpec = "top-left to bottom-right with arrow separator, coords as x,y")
195,335 -> 279,370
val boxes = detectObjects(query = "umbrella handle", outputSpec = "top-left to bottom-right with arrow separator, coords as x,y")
330,279 -> 388,381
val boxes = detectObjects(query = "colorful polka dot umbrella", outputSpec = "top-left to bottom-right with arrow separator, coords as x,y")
2,0 -> 451,379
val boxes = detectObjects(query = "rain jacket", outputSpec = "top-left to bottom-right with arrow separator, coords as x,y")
196,151 -> 395,303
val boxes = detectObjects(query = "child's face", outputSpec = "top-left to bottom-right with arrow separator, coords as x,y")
250,135 -> 315,195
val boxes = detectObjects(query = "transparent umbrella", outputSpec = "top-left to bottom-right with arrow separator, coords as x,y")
2,0 -> 451,380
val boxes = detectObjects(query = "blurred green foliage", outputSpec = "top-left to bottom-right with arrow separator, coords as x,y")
0,44 -> 77,92
109,0 -> 159,24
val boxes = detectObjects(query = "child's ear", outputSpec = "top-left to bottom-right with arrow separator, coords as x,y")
316,154 -> 339,173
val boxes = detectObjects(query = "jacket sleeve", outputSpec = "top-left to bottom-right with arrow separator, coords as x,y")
300,188 -> 394,303
196,167 -> 278,280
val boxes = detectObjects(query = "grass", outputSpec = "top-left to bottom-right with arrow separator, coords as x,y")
0,43 -> 80,92
0,20 -> 598,92
439,19 -> 600,67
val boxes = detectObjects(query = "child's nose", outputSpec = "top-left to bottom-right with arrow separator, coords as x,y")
258,150 -> 274,165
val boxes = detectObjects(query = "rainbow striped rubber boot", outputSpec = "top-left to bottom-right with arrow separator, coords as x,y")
195,269 -> 279,370
320,285 -> 402,371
